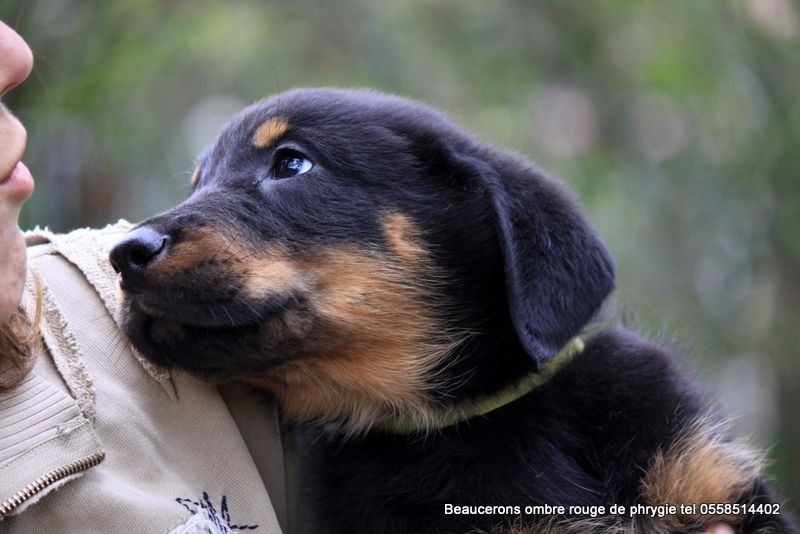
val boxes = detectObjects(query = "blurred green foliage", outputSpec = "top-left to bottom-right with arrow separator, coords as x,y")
2,0 -> 798,503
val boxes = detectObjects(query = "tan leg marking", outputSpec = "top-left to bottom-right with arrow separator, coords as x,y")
641,417 -> 764,532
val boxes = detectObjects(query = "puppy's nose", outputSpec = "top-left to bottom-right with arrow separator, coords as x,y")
109,227 -> 169,291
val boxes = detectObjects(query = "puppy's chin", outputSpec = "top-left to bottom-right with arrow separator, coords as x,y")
120,298 -> 313,380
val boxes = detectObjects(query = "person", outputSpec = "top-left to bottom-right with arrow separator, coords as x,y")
0,20 -> 736,534
0,19 -> 36,391
0,20 -> 290,534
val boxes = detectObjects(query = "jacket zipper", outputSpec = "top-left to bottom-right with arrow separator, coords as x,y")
0,451 -> 105,520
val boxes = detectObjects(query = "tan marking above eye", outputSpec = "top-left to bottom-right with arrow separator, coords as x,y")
253,117 -> 290,149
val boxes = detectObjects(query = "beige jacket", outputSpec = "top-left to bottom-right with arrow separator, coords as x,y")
0,222 -> 288,533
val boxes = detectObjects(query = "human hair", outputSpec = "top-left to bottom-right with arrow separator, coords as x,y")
0,289 -> 41,393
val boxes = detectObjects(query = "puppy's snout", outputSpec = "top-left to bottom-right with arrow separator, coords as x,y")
110,226 -> 170,291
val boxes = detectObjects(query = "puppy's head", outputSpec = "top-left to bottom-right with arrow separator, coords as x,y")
111,88 -> 614,431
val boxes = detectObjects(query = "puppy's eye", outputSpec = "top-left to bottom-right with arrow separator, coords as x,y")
273,149 -> 313,179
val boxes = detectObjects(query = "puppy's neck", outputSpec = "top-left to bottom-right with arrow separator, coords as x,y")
375,336 -> 585,434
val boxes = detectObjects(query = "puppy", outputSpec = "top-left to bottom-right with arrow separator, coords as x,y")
110,88 -> 796,533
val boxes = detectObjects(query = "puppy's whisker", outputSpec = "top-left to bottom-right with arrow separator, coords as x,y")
211,235 -> 237,263
221,305 -> 235,327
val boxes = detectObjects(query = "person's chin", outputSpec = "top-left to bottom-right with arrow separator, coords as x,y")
0,230 -> 27,324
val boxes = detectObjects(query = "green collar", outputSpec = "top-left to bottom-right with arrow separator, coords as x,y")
378,336 -> 585,434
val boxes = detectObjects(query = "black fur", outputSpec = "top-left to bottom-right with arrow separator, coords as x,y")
111,88 -> 796,533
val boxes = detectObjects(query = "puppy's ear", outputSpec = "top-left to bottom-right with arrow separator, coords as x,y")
462,150 -> 615,366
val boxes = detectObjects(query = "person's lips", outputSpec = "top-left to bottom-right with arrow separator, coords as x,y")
0,160 -> 34,198
0,104 -> 31,197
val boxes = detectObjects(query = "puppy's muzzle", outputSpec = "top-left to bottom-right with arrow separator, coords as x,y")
109,226 -> 170,293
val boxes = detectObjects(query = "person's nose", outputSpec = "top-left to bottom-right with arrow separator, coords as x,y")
0,21 -> 34,97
